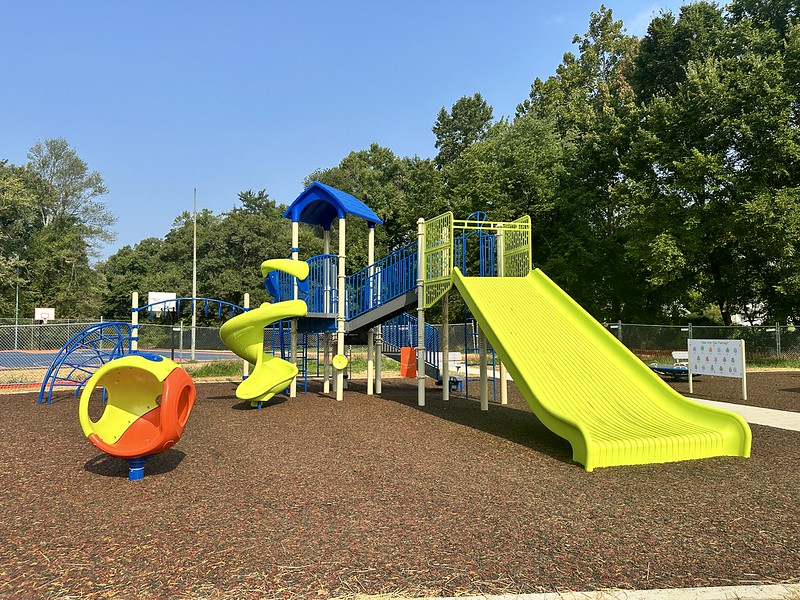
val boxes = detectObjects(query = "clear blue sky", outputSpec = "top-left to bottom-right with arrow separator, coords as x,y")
1,1 -> 690,261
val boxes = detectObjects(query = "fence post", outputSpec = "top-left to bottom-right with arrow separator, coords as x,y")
776,322 -> 781,359
617,320 -> 623,343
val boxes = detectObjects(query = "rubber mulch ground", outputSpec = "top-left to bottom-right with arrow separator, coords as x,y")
1,372 -> 798,599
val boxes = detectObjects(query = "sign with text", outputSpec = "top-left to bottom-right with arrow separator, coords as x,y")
688,338 -> 747,400
688,339 -> 744,378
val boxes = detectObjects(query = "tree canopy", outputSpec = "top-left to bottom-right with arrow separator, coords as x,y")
3,1 -> 799,326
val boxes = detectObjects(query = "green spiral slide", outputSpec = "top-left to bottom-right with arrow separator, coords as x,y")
452,267 -> 752,471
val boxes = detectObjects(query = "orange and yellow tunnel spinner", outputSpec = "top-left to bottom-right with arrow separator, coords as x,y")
79,354 -> 196,460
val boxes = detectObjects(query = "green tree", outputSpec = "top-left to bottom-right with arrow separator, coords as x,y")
0,162 -> 37,316
517,6 -> 648,320
211,190 -> 321,306
631,2 -> 725,100
9,139 -> 117,318
25,138 -> 115,247
307,144 -> 412,267
99,238 -> 167,318
24,220 -> 106,318
100,190 -> 318,319
433,93 -> 494,169
624,2 -> 800,324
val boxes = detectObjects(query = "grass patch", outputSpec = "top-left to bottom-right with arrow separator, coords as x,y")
348,354 -> 400,373
185,360 -> 243,378
747,356 -> 800,369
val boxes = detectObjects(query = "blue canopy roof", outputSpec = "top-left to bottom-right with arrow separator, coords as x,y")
283,181 -> 383,229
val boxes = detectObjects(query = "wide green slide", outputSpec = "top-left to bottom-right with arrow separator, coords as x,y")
451,268 -> 752,471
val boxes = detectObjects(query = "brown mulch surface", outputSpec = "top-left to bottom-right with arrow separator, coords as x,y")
667,369 -> 800,413
1,374 -> 799,599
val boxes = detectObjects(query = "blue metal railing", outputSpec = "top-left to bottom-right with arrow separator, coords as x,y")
382,313 -> 440,372
267,254 -> 337,314
133,297 -> 247,319
306,254 -> 337,313
271,244 -> 419,323
344,242 -> 418,321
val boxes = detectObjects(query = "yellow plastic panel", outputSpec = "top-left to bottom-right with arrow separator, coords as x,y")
79,355 -> 173,444
451,268 -> 752,471
219,299 -> 307,403
261,258 -> 309,281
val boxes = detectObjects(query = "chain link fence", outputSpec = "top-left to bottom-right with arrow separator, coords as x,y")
602,322 -> 800,363
0,320 -> 238,390
1,318 -> 798,391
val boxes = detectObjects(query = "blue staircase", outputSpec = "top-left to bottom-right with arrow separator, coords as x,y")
268,242 -> 419,334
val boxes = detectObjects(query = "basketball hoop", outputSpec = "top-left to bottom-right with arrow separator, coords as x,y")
35,307 -> 55,323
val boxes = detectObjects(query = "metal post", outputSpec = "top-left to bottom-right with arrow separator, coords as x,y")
688,337 -> 693,395
417,217 -> 426,407
375,323 -> 382,395
442,292 -> 450,402
741,339 -> 748,400
336,217 -> 346,401
323,230 -> 331,394
191,188 -> 197,362
479,325 -> 488,411
13,268 -> 19,351
131,292 -> 139,352
496,227 -> 508,405
776,322 -> 781,359
242,293 -> 250,380
367,225 -> 375,395
290,220 -> 300,398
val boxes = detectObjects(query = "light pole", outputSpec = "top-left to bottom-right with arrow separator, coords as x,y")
14,264 -> 20,351
11,253 -> 20,351
191,188 -> 197,361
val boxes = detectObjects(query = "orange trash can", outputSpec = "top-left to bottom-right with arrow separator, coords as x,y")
399,347 -> 416,378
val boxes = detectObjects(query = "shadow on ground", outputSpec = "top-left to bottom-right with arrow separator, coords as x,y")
84,449 -> 187,478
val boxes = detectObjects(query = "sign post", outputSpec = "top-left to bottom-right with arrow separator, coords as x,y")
688,338 -> 747,400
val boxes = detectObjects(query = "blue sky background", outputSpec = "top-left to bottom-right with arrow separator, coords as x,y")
1,1 -> 690,261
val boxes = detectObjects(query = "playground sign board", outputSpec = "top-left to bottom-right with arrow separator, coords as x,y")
688,338 -> 747,399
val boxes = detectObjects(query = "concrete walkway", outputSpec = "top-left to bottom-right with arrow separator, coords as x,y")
402,584 -> 800,599
691,398 -> 800,432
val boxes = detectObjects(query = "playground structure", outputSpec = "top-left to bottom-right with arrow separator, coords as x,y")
78,353 -> 196,480
35,180 -> 751,472
219,181 -> 751,471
